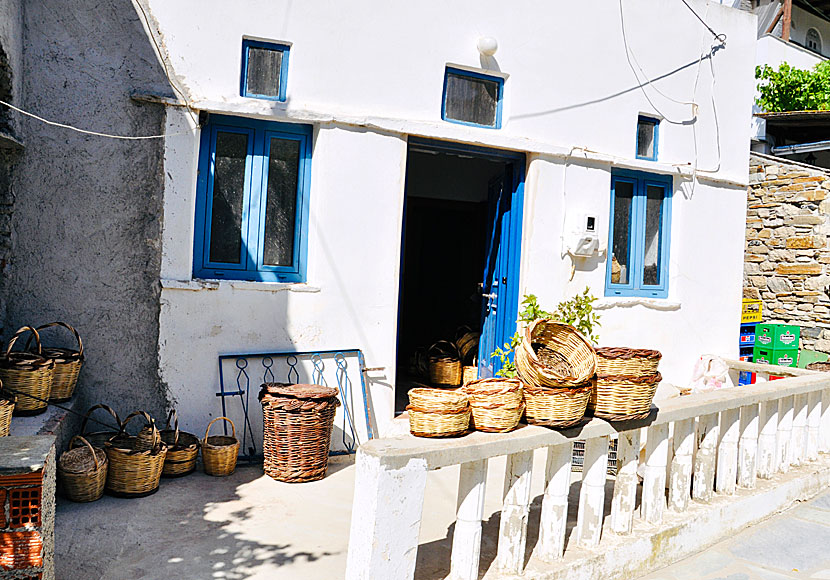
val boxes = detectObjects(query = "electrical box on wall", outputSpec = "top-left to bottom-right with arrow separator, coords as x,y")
563,213 -> 600,257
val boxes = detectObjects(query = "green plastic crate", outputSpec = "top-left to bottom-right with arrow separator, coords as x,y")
755,324 -> 800,350
753,346 -> 798,368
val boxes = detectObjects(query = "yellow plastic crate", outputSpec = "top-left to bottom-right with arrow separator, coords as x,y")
741,299 -> 762,323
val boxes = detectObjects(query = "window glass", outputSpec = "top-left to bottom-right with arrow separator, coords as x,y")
263,137 -> 300,266
246,47 -> 283,98
208,131 -> 248,264
643,185 -> 665,286
611,180 -> 634,285
807,28 -> 822,53
637,118 -> 657,159
444,70 -> 501,127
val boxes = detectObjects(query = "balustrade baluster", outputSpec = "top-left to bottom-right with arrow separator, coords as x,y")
576,436 -> 609,547
611,430 -> 641,533
819,389 -> 830,453
693,413 -> 719,502
450,460 -> 488,580
777,396 -> 794,472
757,400 -> 778,478
669,419 -> 694,511
497,451 -> 533,574
538,443 -> 572,562
791,394 -> 808,466
738,404 -> 758,489
807,392 -> 821,461
716,408 -> 739,495
642,424 -> 669,523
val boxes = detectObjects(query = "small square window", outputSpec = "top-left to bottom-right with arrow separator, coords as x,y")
442,67 -> 503,129
636,116 -> 659,160
241,39 -> 290,101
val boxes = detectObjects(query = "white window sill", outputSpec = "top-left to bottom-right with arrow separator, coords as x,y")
595,297 -> 681,311
160,278 -> 321,294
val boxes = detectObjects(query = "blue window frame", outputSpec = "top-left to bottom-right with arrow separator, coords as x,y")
636,115 -> 659,161
241,39 -> 290,101
605,170 -> 672,298
193,114 -> 311,283
441,66 -> 504,129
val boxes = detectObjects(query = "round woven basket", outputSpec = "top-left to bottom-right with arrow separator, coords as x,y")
595,347 -> 662,377
428,341 -> 462,386
590,373 -> 662,421
59,436 -> 107,503
524,384 -> 592,429
105,411 -> 167,498
455,330 -> 480,365
259,384 -> 339,483
407,387 -> 470,438
25,322 -> 84,402
462,378 -> 524,433
515,319 -> 597,388
203,417 -> 241,477
408,387 -> 468,412
462,365 -> 478,385
159,410 -> 200,478
0,326 -> 54,415
75,404 -> 123,449
0,389 -> 14,437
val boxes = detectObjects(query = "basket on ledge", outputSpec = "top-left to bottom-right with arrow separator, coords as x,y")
462,378 -> 524,433
428,341 -> 462,387
595,347 -> 662,377
523,383 -> 593,429
515,319 -> 596,389
589,373 -> 662,421
407,387 -> 470,438
25,322 -> 84,402
0,326 -> 54,416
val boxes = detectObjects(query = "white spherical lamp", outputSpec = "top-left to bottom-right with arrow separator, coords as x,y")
477,37 -> 498,57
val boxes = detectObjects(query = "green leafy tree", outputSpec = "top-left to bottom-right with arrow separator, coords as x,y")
755,61 -> 830,112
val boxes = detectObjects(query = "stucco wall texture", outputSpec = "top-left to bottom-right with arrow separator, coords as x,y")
4,0 -> 173,418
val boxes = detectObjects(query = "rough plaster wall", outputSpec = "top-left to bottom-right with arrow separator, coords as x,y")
5,0 -> 174,419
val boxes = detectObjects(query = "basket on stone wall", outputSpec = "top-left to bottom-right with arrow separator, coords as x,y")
0,384 -> 14,437
524,384 -> 593,429
595,347 -> 662,377
462,378 -> 524,433
105,411 -> 167,497
159,410 -> 200,478
24,322 -> 84,402
515,319 -> 597,389
75,403 -> 123,449
428,341 -> 462,386
259,384 -> 339,482
455,328 -> 480,364
59,435 -> 107,503
0,326 -> 54,416
202,416 -> 241,477
589,373 -> 662,421
407,387 -> 470,438
806,361 -> 830,372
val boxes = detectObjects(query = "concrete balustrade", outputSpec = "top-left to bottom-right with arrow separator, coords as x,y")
345,360 -> 830,580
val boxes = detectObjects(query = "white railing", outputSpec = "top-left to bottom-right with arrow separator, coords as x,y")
344,360 -> 830,580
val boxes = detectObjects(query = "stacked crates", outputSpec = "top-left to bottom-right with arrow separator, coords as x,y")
753,323 -> 800,378
738,299 -> 763,385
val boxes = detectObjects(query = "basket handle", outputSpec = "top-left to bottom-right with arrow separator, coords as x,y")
69,436 -> 99,470
164,409 -> 180,447
204,416 -> 235,443
80,404 -> 122,436
25,322 -> 83,357
427,340 -> 460,359
453,325 -> 473,342
122,410 -> 161,452
5,326 -> 41,358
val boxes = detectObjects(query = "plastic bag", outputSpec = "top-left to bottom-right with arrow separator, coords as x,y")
688,355 -> 732,394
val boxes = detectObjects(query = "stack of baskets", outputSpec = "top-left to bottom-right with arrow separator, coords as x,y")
159,410 -> 200,477
516,319 -> 597,428
427,341 -> 462,387
592,347 -> 662,421
462,378 -> 524,433
26,322 -> 84,402
0,326 -> 55,416
407,387 -> 470,437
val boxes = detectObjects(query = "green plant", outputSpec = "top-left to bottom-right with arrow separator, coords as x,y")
755,61 -> 830,112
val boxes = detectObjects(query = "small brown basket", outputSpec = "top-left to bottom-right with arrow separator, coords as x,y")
462,378 -> 524,433
59,436 -> 107,502
515,319 -> 597,388
428,341 -> 462,386
0,388 -> 14,437
407,388 -> 470,438
159,410 -> 200,478
524,384 -> 592,429
590,373 -> 661,421
260,384 -> 340,483
202,417 -> 241,477
75,404 -> 123,449
0,326 -> 55,415
25,322 -> 84,402
105,411 -> 167,498
595,347 -> 662,377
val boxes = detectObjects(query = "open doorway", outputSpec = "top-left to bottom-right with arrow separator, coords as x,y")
395,139 -> 525,413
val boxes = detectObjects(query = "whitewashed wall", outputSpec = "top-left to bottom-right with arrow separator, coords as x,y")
147,0 -> 757,435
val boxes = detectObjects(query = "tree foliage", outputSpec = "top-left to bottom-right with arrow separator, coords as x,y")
755,61 -> 830,112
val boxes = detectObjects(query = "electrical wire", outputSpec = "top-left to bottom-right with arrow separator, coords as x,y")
679,0 -> 728,44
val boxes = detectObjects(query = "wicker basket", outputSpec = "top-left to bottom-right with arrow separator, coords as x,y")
462,378 -> 524,433
25,322 -> 84,402
407,388 -> 470,438
595,347 -> 662,377
806,361 -> 830,372
590,373 -> 661,421
455,329 -> 480,364
202,417 -> 241,477
259,384 -> 339,482
105,411 -> 167,498
462,365 -> 478,385
524,384 -> 592,429
75,403 -> 123,449
159,410 -> 200,478
516,319 -> 597,388
0,389 -> 14,437
428,341 -> 462,386
59,436 -> 107,502
0,326 -> 54,416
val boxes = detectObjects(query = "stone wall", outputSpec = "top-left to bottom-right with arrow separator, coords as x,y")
746,152 -> 830,351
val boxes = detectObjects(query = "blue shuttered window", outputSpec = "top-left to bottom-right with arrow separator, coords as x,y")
241,39 -> 290,101
441,67 -> 504,129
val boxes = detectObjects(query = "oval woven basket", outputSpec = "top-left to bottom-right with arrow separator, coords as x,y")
203,416 -> 241,477
407,406 -> 470,438
408,387 -> 468,413
0,388 -> 14,437
595,347 -> 661,377
159,410 -> 200,478
75,403 -> 123,449
428,341 -> 462,386
515,319 -> 597,388
0,326 -> 54,415
59,436 -> 107,503
259,384 -> 339,483
524,384 -> 592,429
105,411 -> 167,498
589,373 -> 662,421
462,378 -> 524,433
25,322 -> 84,402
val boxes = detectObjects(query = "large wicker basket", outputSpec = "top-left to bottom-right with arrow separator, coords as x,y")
516,319 -> 597,388
159,410 -> 200,478
260,384 -> 339,483
524,384 -> 592,429
428,341 -> 462,386
407,388 -> 470,438
590,373 -> 661,421
595,347 -> 662,377
75,403 -> 123,449
59,436 -> 107,503
26,322 -> 84,402
105,411 -> 167,498
202,417 -> 241,477
0,326 -> 54,415
462,378 -> 524,433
